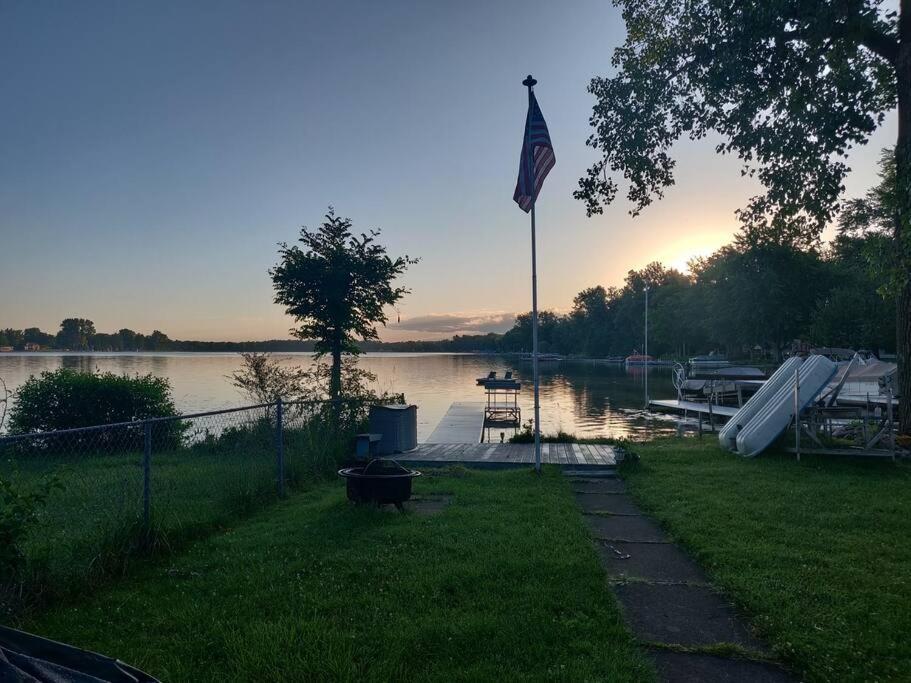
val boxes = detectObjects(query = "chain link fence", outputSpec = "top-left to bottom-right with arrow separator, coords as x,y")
0,399 -> 360,615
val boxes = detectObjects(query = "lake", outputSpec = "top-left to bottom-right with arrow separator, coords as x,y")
0,352 -> 679,440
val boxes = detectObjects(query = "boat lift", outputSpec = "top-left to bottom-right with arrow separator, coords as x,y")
480,376 -> 521,443
649,364 -> 765,435
659,355 -> 906,459
788,369 -> 903,460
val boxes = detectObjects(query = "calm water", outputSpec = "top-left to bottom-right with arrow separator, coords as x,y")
0,353 -> 678,440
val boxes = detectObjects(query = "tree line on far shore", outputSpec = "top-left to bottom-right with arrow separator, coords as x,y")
498,232 -> 893,361
499,154 -> 897,361
1,223 -> 894,361
2,153 -> 896,361
0,321 -> 324,353
5,217 -> 891,361
0,320 -> 494,354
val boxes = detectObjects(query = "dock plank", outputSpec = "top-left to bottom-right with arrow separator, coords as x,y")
596,445 -> 616,466
571,443 -> 583,465
396,441 -> 621,469
409,407 -> 622,469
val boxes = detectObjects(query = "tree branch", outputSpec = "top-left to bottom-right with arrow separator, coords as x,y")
856,22 -> 899,64
780,8 -> 898,66
845,0 -> 899,64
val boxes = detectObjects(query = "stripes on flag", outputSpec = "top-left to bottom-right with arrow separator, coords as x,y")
513,92 -> 555,213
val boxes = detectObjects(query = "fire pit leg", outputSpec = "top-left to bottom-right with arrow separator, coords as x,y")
394,501 -> 405,513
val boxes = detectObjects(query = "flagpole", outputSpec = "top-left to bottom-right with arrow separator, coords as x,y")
524,74 -> 542,474
644,283 -> 649,409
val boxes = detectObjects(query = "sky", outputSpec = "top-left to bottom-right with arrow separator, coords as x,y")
0,1 -> 897,342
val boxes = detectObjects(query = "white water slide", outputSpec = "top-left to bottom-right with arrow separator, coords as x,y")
718,356 -> 803,452
735,355 -> 837,457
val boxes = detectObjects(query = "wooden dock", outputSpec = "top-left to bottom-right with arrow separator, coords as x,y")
425,402 -> 485,443
413,401 -> 620,470
648,399 -> 738,418
396,442 -> 620,468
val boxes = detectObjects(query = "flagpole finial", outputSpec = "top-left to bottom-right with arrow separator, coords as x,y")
522,75 -> 537,89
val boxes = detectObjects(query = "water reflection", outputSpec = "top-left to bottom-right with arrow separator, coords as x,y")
0,353 -> 678,440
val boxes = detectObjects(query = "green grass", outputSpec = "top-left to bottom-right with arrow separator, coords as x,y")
623,438 -> 911,682
22,468 -> 653,682
1,420 -> 348,612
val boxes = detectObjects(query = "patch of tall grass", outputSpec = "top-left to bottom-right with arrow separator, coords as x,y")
0,411 -> 354,617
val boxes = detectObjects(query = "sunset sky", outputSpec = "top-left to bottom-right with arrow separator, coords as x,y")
1,1 -> 897,342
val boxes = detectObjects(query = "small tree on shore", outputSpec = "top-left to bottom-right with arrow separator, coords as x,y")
228,352 -> 309,404
270,208 -> 416,403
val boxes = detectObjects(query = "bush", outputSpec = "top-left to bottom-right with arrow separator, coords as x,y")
509,419 -> 577,444
9,369 -> 179,434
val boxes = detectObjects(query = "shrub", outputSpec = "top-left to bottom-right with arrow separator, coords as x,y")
228,352 -> 309,404
9,369 -> 179,434
509,419 -> 577,444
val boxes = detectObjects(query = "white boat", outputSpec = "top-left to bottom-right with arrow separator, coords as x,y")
625,354 -> 674,366
718,356 -> 802,451
734,355 -> 837,458
834,358 -> 897,402
689,354 -> 731,368
518,353 -> 561,362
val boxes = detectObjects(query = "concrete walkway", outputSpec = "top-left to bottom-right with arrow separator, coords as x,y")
571,477 -> 794,682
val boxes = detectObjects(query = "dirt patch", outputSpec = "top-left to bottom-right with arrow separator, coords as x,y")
407,494 -> 454,516
379,494 -> 454,516
421,465 -> 471,478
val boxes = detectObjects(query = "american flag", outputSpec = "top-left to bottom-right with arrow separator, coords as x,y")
513,91 -> 555,213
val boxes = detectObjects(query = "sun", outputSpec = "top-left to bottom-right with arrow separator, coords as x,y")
654,230 -> 733,274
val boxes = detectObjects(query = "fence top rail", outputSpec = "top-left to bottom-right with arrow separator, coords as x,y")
0,396 -> 368,445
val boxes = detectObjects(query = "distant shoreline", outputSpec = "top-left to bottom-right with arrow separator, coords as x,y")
0,349 -> 490,356
0,338 -> 502,355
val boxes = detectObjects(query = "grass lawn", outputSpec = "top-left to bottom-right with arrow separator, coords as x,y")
22,467 -> 653,682
2,420 -> 346,611
624,438 -> 911,682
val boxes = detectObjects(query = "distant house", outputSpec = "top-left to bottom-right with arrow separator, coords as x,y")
24,342 -> 41,351
0,346 -> 13,353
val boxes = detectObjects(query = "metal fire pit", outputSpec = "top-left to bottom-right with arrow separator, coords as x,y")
338,459 -> 421,511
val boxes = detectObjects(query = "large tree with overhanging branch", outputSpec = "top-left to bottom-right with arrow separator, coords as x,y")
576,0 -> 910,433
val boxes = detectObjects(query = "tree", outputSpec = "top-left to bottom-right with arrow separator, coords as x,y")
229,352 -> 309,404
146,330 -> 172,351
0,329 -> 23,349
270,209 -> 416,401
500,311 -> 564,353
118,328 -> 138,351
577,1 -> 910,432
838,148 -> 902,297
647,270 -> 702,358
813,149 -> 899,352
571,286 -> 614,356
56,318 -> 95,350
22,327 -> 52,348
692,244 -> 829,359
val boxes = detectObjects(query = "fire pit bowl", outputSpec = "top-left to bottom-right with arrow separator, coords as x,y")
338,459 -> 421,510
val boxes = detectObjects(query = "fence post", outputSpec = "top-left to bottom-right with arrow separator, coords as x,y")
143,421 -> 152,530
276,398 -> 285,498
